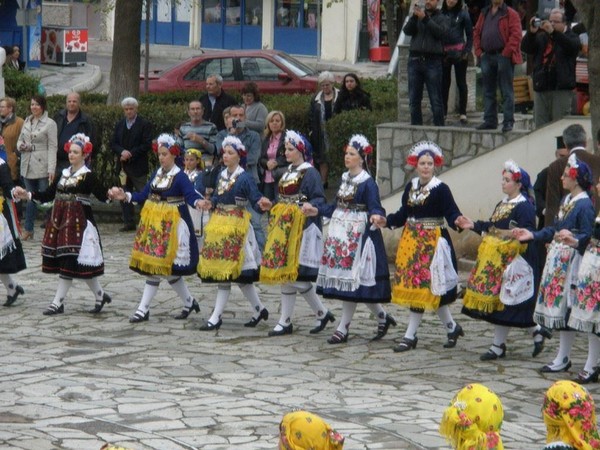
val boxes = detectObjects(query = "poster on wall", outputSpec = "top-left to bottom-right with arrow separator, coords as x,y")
367,0 -> 380,49
41,27 -> 88,65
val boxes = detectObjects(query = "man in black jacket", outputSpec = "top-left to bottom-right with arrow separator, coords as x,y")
403,0 -> 449,126
521,8 -> 581,128
110,97 -> 153,232
199,74 -> 236,131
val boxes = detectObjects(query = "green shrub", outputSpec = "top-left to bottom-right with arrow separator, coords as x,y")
4,69 -> 41,99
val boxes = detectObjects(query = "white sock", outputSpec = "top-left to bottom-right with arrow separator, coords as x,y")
584,334 -> 600,373
168,276 -> 193,307
85,278 -> 104,302
52,277 -> 72,306
437,305 -> 456,332
551,330 -> 576,367
405,311 -> 423,339
366,303 -> 386,323
239,283 -> 264,317
493,325 -> 510,347
136,277 -> 160,314
295,281 -> 327,319
273,286 -> 296,331
208,284 -> 230,324
531,325 -> 544,343
336,302 -> 357,334
0,274 -> 16,296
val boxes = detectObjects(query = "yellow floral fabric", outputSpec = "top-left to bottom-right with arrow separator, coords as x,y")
543,380 -> 600,450
129,201 -> 180,275
463,235 -> 525,313
260,202 -> 306,284
392,221 -> 441,310
440,383 -> 504,450
279,410 -> 344,450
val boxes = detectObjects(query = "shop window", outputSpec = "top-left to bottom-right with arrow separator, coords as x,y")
276,0 -> 301,27
226,0 -> 241,25
304,0 -> 319,29
184,58 -> 235,81
204,0 -> 221,23
245,0 -> 261,25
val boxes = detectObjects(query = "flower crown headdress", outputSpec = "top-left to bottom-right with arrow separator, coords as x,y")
221,136 -> 247,158
407,141 -> 444,167
64,133 -> 93,155
152,133 -> 181,156
348,134 -> 373,156
185,148 -> 203,161
285,130 -> 306,153
503,159 -> 522,182
567,153 -> 579,179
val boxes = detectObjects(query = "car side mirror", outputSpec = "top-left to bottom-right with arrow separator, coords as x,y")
277,72 -> 291,82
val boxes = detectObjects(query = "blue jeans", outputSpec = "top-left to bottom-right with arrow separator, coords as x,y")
408,57 -> 445,126
480,53 -> 515,126
23,177 -> 49,233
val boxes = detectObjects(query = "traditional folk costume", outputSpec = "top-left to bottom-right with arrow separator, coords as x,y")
461,161 -> 542,360
0,159 -> 26,307
532,155 -> 594,373
126,134 -> 201,323
279,410 -> 345,450
198,136 -> 268,330
261,130 -> 333,336
32,134 -> 110,315
314,135 -> 393,344
386,141 -> 463,352
184,148 -> 208,250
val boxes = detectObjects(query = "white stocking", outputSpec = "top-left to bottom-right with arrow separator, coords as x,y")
551,330 -> 576,367
295,281 -> 327,319
168,276 -> 193,307
366,303 -> 386,323
85,278 -> 104,302
208,284 -> 231,324
238,283 -> 264,317
405,311 -> 423,340
493,325 -> 510,347
0,274 -> 16,296
336,302 -> 357,334
273,284 -> 296,331
584,334 -> 600,373
52,276 -> 73,306
437,305 -> 456,332
135,277 -> 160,314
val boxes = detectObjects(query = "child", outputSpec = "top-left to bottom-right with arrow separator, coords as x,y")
184,148 -> 207,250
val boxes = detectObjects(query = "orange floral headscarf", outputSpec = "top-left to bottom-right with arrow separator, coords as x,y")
279,410 -> 344,450
440,383 -> 504,450
543,380 -> 600,450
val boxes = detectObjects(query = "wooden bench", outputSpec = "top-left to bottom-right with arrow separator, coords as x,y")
513,75 -> 533,113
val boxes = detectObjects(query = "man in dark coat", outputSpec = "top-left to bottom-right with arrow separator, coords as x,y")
199,74 -> 236,131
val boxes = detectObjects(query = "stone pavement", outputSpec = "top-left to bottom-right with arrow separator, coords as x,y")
0,221 -> 594,450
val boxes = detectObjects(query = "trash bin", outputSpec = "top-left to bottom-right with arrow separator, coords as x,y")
41,26 -> 87,66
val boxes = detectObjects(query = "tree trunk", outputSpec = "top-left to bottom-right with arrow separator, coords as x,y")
143,0 -> 151,94
572,0 -> 598,151
384,0 -> 396,48
107,0 -> 143,105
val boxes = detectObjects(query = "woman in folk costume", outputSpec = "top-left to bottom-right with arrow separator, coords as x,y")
197,136 -> 271,331
542,380 -> 600,450
513,154 -> 595,373
183,148 -> 208,249
278,410 -> 345,449
14,134 -> 108,315
261,130 -> 334,336
384,140 -> 464,352
108,133 -> 202,323
457,160 -> 543,361
0,155 -> 26,307
302,134 -> 394,344
439,383 -> 504,450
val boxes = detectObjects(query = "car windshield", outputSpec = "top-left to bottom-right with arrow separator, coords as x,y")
272,53 -> 316,77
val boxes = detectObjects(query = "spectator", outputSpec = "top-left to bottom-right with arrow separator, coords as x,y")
179,100 -> 217,166
473,0 -> 523,132
53,92 -> 95,175
403,0 -> 449,126
521,9 -> 580,129
0,97 -> 24,183
544,124 -> 600,226
333,73 -> 372,114
259,110 -> 287,200
441,0 -> 473,124
199,74 -> 237,131
534,136 -> 569,230
240,82 -> 268,134
309,71 -> 339,188
17,95 -> 57,241
4,45 -> 25,71
279,410 -> 345,449
110,97 -> 153,232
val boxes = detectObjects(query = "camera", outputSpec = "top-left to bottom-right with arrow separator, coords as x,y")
533,17 -> 542,27
231,119 -> 244,129
415,2 -> 424,10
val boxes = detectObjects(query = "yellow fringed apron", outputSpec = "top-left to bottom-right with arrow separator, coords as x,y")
197,206 -> 251,281
260,202 -> 306,284
129,200 -> 181,275
392,221 -> 442,310
463,234 -> 525,313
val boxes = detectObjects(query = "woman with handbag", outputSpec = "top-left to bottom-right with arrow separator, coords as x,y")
513,154 -> 595,375
260,130 -> 335,337
380,141 -> 464,352
302,135 -> 394,344
456,160 -> 541,361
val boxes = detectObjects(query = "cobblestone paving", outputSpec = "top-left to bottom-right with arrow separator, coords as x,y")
0,223 -> 592,449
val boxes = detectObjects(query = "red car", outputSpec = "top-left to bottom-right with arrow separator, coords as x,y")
139,49 -> 319,94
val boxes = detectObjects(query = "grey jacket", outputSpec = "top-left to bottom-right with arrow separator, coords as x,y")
17,111 -> 57,179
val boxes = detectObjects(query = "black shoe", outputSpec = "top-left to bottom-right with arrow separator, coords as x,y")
88,292 -> 112,314
532,326 -> 552,357
443,323 -> 464,348
372,314 -> 397,341
502,122 -> 514,133
393,336 -> 418,352
43,303 -> 64,315
174,299 -> 200,320
4,285 -> 24,307
476,122 -> 497,130
575,367 -> 600,384
540,357 -> 572,373
244,308 -> 269,327
480,343 -> 506,361
129,310 -> 149,323
309,311 -> 335,334
327,330 -> 348,344
199,319 -> 222,331
268,323 -> 293,336
120,223 -> 136,232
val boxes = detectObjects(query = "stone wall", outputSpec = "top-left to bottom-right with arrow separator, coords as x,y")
42,3 -> 71,27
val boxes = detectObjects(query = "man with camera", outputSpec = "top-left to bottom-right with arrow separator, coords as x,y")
521,8 -> 581,128
403,0 -> 449,126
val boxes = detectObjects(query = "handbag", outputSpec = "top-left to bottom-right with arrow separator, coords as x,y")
500,255 -> 534,305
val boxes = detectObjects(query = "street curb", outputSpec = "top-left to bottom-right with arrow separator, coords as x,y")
69,64 -> 102,94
